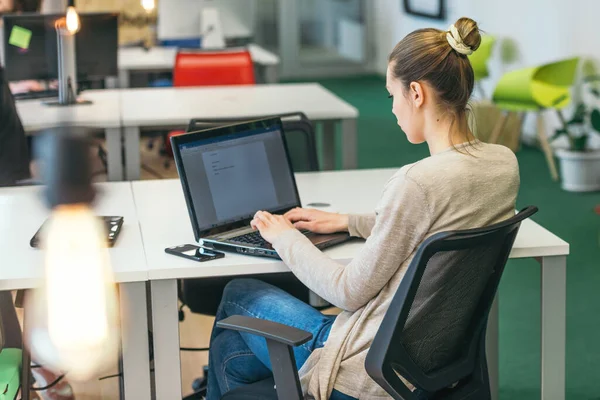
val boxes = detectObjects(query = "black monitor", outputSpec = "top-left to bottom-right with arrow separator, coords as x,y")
2,12 -> 119,82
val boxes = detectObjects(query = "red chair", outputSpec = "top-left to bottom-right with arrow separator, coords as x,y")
160,50 -> 256,165
173,50 -> 256,87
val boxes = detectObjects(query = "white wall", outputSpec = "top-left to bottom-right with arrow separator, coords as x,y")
372,0 -> 600,146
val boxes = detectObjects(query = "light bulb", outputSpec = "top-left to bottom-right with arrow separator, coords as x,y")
141,0 -> 155,13
65,6 -> 80,34
26,204 -> 119,381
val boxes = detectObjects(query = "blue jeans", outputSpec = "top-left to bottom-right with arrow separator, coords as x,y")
207,278 -> 357,400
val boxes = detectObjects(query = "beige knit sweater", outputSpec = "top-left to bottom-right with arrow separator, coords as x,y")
271,141 -> 520,399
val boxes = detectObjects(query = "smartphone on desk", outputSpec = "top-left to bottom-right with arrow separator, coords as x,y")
165,244 -> 225,262
30,216 -> 124,248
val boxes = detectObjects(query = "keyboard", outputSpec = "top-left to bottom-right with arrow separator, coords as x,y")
233,229 -> 311,247
233,231 -> 267,246
14,90 -> 58,101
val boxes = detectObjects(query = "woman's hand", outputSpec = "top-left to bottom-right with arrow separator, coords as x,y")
250,210 -> 295,243
284,208 -> 349,234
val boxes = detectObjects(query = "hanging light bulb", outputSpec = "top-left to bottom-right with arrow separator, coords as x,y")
141,0 -> 156,13
26,131 -> 119,381
65,6 -> 80,35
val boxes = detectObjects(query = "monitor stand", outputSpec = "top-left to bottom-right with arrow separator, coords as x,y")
44,22 -> 93,107
44,98 -> 92,107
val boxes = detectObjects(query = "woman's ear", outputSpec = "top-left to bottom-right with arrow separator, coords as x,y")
409,81 -> 425,109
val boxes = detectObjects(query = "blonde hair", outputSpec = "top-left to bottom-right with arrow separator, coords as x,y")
388,17 -> 481,143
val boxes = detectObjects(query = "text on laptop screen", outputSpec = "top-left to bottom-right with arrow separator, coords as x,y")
178,125 -> 299,233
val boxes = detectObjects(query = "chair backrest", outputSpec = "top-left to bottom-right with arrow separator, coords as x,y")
365,206 -> 538,398
185,112 -> 319,172
173,49 -> 255,87
468,35 -> 495,82
493,57 -> 579,111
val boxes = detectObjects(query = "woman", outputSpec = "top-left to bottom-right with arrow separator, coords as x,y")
207,17 -> 520,400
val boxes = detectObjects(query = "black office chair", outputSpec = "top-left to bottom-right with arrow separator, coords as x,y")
186,112 -> 318,172
164,112 -> 318,171
215,206 -> 538,400
181,113 -> 320,399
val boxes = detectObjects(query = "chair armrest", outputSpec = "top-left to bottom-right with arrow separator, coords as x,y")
217,315 -> 309,400
217,315 -> 312,347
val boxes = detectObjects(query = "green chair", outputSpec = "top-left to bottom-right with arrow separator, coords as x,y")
468,35 -> 496,97
0,308 -> 22,400
491,57 -> 580,181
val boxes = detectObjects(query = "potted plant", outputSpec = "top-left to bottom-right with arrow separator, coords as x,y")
551,77 -> 600,192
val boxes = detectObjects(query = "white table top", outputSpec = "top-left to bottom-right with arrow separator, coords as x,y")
118,44 -> 280,71
16,90 -> 122,132
119,83 -> 359,128
0,182 -> 147,290
131,169 -> 569,281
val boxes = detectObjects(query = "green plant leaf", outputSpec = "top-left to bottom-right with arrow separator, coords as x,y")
591,109 -> 600,132
590,88 -> 600,98
550,128 -> 568,142
571,136 -> 588,151
570,104 -> 587,124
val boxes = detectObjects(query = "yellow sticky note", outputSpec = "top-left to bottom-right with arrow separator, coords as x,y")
8,25 -> 32,50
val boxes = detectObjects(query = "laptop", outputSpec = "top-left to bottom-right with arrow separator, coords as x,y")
171,117 -> 352,258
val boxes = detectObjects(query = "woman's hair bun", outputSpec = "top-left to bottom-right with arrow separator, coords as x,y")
453,17 -> 481,52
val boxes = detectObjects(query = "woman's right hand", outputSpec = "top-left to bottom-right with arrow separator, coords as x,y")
284,207 -> 349,234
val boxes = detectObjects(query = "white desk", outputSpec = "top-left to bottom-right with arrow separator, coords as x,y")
120,83 -> 359,180
132,169 -> 569,400
15,90 -> 124,182
0,183 -> 152,400
117,44 -> 281,87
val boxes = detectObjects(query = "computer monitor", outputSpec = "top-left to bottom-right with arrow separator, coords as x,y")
157,0 -> 256,43
2,13 -> 58,81
73,13 -> 119,81
2,12 -> 118,82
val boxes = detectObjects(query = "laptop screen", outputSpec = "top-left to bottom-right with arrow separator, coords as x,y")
177,123 -> 300,234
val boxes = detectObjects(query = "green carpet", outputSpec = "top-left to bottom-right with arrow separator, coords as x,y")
299,75 -> 600,399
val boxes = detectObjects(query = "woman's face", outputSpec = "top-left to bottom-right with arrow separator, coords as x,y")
0,0 -> 14,14
386,64 -> 426,144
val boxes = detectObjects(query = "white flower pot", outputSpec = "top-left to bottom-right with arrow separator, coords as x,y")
555,149 -> 600,192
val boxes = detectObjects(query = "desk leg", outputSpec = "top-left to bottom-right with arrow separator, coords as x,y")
341,119 -> 358,170
119,282 -> 152,399
119,69 -> 130,88
540,256 -> 566,400
322,121 -> 336,170
124,127 -> 141,181
150,279 -> 182,400
105,128 -> 124,181
264,65 -> 279,83
486,293 -> 499,400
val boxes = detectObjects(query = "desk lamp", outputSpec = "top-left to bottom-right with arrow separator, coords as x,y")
25,130 -> 119,381
141,0 -> 157,50
46,2 -> 91,106
141,0 -> 156,13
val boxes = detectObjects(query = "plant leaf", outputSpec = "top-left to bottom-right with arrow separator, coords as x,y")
572,136 -> 588,151
550,128 -> 568,142
570,104 -> 587,124
591,109 -> 600,132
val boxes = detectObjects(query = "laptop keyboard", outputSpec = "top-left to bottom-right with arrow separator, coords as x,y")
233,231 -> 268,246
233,229 -> 311,246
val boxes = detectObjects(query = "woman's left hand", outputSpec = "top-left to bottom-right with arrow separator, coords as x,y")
250,210 -> 295,243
